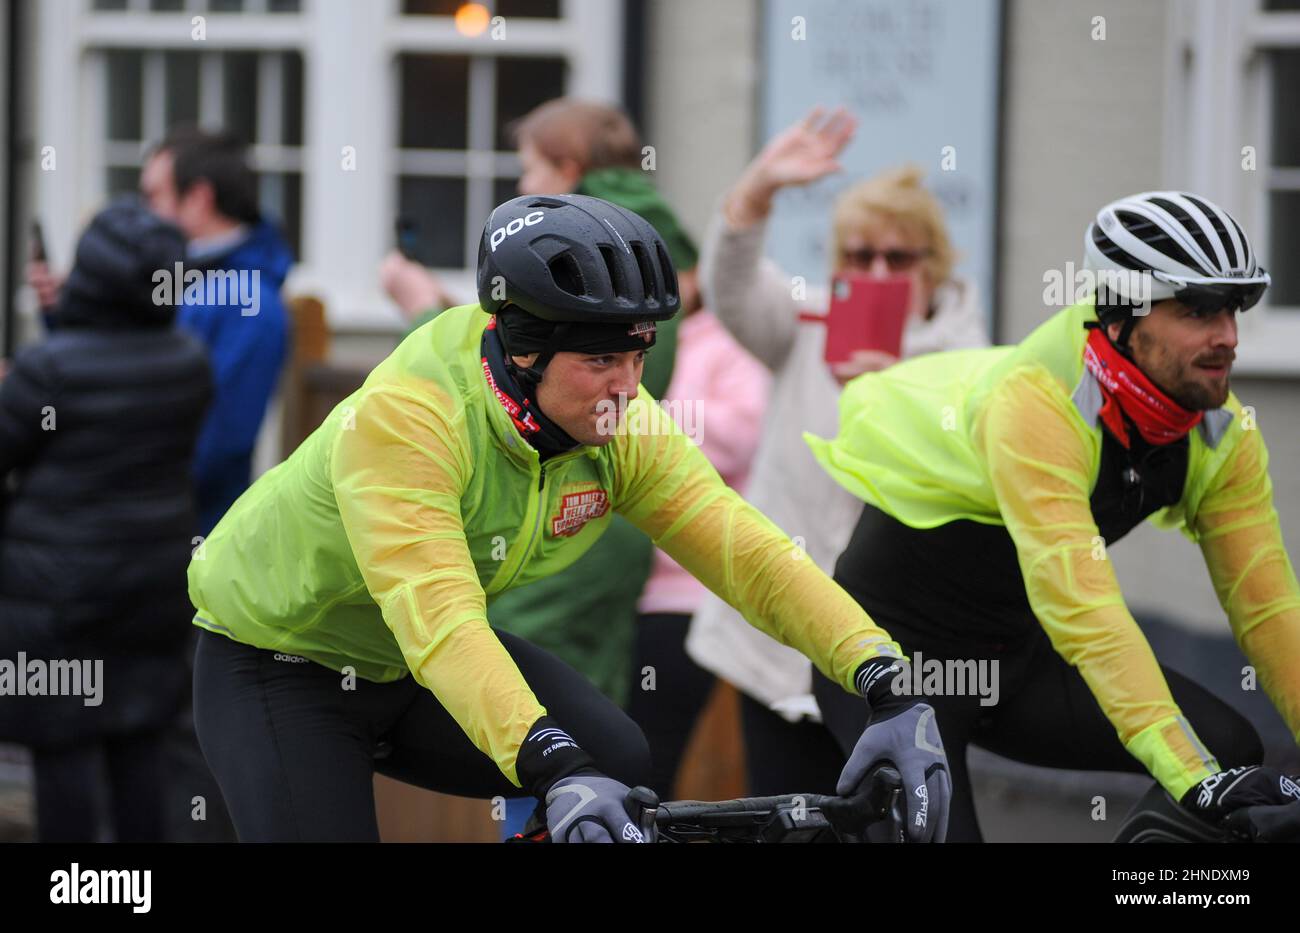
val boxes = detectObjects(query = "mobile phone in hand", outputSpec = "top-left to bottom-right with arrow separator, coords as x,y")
823,273 -> 911,364
395,217 -> 419,261
31,220 -> 48,263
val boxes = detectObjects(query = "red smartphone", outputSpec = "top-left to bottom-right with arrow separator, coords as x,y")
823,273 -> 911,364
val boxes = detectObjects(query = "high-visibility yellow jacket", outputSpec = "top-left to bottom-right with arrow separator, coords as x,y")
807,299 -> 1300,799
189,304 -> 901,787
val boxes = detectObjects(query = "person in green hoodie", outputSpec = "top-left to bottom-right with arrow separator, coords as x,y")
380,99 -> 699,708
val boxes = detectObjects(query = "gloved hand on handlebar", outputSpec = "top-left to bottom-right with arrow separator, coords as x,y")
836,656 -> 951,843
544,771 -> 646,843
514,715 -> 648,844
1180,765 -> 1300,838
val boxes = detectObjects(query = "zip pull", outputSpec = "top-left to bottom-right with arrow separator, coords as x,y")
538,465 -> 546,492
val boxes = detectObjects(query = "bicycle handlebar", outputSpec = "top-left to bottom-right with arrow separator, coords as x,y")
625,763 -> 905,842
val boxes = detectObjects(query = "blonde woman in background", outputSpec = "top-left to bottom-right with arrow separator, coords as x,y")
687,106 -> 988,796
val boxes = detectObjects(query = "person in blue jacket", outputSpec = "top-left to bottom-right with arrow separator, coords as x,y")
140,127 -> 292,535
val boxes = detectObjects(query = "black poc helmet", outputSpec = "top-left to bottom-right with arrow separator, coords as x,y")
478,193 -> 680,323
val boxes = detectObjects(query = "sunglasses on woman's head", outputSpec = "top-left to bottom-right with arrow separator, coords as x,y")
839,247 -> 930,272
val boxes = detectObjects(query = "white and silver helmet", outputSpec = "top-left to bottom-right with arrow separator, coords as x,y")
1083,190 -> 1270,317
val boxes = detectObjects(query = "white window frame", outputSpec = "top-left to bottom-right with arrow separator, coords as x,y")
31,0 -> 622,333
1164,0 -> 1300,375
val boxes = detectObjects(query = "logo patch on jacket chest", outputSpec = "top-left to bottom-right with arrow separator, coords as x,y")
551,485 -> 610,538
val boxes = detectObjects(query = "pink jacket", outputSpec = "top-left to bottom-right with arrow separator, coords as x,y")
637,309 -> 771,616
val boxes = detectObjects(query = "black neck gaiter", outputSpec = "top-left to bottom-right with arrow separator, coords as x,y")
481,320 -> 582,460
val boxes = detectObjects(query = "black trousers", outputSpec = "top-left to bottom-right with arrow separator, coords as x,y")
33,728 -> 169,842
739,692 -> 844,797
193,628 -> 651,842
816,503 -> 1264,842
626,613 -> 716,799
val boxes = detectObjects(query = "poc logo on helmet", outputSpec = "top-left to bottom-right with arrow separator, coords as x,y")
490,210 -> 544,252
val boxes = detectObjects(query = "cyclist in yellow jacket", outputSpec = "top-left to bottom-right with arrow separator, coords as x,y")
189,194 -> 951,842
807,191 -> 1300,842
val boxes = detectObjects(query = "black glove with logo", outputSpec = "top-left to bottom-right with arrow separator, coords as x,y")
835,656 -> 951,843
1180,765 -> 1300,836
515,716 -> 646,844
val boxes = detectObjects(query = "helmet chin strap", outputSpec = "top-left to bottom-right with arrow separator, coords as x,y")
499,319 -> 572,398
1115,316 -> 1138,356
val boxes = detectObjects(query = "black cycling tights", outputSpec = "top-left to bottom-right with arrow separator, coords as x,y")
193,629 -> 651,842
815,503 -> 1265,842
813,629 -> 1264,843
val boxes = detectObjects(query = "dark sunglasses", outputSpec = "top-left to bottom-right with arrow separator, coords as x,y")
1174,279 -> 1268,315
839,247 -> 930,272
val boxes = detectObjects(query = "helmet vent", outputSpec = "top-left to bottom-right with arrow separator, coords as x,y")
599,244 -> 630,301
548,252 -> 587,297
1148,197 -> 1217,271
1182,194 -> 1238,269
1116,209 -> 1200,272
655,242 -> 678,304
630,241 -> 659,304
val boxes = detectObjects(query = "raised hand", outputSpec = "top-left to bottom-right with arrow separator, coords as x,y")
726,106 -> 858,228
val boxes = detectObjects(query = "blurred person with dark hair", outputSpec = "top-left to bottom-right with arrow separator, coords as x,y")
26,127 -> 293,534
140,126 -> 292,535
0,201 -> 211,842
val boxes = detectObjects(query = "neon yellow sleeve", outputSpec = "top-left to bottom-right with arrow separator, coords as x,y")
975,366 -> 1218,799
331,385 -> 544,787
1195,424 -> 1300,744
612,399 -> 902,695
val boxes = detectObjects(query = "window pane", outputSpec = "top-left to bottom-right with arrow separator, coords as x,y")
150,0 -> 186,11
1270,51 -> 1300,168
106,51 -> 143,142
1263,0 -> 1300,11
268,0 -> 302,11
495,56 -> 567,150
164,52 -> 200,131
282,52 -> 304,146
496,0 -> 560,18
494,175 -> 521,207
397,176 -> 467,267
107,166 -> 140,200
93,0 -> 129,10
399,55 -> 469,150
223,51 -> 260,144
210,0 -> 246,12
259,172 -> 302,261
402,0 -> 464,14
1268,191 -> 1300,307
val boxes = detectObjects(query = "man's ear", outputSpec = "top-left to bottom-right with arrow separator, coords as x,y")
1106,320 -> 1125,343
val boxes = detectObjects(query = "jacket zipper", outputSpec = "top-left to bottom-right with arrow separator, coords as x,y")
498,463 -> 547,592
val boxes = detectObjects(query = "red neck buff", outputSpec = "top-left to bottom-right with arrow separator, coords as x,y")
1083,327 -> 1203,448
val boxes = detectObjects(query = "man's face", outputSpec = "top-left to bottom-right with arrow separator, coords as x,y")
524,348 -> 645,446
1113,299 -> 1239,410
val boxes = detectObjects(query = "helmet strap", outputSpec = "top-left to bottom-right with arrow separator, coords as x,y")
1115,316 -> 1138,355
499,318 -> 571,396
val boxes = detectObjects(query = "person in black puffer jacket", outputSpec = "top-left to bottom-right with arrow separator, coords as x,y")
0,200 -> 212,841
